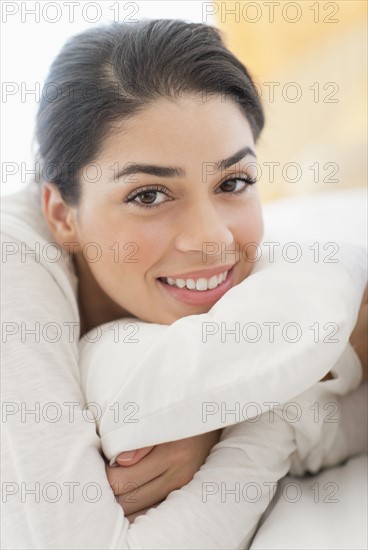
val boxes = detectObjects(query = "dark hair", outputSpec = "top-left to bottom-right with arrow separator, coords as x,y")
35,19 -> 264,205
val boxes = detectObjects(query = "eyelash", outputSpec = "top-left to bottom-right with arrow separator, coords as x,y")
124,175 -> 257,210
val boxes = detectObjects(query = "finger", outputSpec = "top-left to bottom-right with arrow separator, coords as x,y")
116,446 -> 155,466
106,448 -> 167,495
117,474 -> 170,515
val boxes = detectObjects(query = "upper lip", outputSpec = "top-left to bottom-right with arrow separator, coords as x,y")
159,264 -> 236,280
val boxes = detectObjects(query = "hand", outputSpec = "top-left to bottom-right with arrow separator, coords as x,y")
350,284 -> 368,380
105,430 -> 221,519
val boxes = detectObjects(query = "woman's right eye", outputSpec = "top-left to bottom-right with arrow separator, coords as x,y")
134,190 -> 165,205
124,186 -> 172,209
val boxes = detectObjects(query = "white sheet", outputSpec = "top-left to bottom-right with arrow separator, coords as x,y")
250,454 -> 368,550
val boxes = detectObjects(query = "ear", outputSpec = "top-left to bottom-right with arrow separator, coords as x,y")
42,183 -> 82,252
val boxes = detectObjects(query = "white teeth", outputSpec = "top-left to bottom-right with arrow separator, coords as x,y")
208,275 -> 218,289
186,279 -> 196,290
163,270 -> 229,291
195,278 -> 208,291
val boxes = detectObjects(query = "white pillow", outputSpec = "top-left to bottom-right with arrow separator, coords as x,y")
79,237 -> 367,465
263,188 -> 367,248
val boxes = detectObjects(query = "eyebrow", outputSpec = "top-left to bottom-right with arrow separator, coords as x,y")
110,146 -> 256,182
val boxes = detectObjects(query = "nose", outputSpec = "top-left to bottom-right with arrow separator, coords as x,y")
174,200 -> 234,254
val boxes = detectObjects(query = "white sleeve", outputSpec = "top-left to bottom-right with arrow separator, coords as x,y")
128,412 -> 295,550
284,343 -> 367,476
1,243 -> 127,549
312,344 -> 367,468
324,345 -> 368,464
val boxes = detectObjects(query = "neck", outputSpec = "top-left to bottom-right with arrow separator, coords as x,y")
73,253 -> 132,337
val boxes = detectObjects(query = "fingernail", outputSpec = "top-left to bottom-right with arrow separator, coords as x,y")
116,450 -> 137,463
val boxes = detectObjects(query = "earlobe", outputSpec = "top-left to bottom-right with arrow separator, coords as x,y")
42,183 -> 81,250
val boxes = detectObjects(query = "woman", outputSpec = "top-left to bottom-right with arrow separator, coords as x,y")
2,19 -> 367,549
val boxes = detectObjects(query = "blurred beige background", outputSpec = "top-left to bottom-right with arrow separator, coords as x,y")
215,0 -> 367,202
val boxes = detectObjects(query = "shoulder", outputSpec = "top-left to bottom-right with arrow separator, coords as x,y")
1,180 -> 79,321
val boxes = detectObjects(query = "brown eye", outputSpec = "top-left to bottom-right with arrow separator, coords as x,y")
125,185 -> 172,209
220,179 -> 238,192
218,177 -> 255,194
138,191 -> 158,204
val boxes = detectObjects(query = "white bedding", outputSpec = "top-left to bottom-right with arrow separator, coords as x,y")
251,188 -> 367,549
250,453 -> 368,550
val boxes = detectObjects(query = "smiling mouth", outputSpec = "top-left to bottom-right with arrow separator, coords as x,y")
158,267 -> 233,292
157,265 -> 236,306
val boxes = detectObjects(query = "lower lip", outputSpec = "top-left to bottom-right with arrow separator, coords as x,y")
157,267 -> 235,306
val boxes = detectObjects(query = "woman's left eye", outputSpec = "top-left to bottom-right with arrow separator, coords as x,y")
217,176 -> 256,194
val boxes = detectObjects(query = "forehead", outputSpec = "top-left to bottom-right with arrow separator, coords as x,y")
95,95 -> 255,166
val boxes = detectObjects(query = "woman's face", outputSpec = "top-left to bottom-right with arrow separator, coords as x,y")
57,95 -> 264,324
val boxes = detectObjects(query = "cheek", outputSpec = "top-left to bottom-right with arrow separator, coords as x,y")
131,226 -> 168,272
235,199 -> 264,241
234,201 -> 264,262
252,204 -> 264,242
100,222 -> 170,280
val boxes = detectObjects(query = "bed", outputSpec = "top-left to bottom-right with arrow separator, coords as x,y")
250,454 -> 367,549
